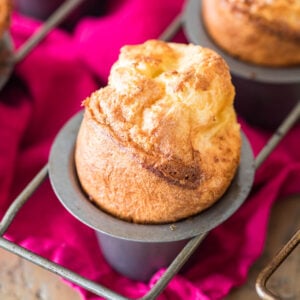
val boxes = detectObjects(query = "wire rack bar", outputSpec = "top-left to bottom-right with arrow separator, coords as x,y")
159,12 -> 183,41
254,100 -> 300,170
0,170 -> 206,300
141,233 -> 207,300
0,236 -> 130,300
0,164 -> 48,236
13,0 -> 85,63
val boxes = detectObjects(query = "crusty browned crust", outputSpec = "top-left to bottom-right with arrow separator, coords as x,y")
0,0 -> 11,38
75,40 -> 241,224
202,0 -> 300,67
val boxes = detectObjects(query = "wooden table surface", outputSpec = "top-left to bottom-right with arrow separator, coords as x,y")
226,194 -> 300,300
0,195 -> 299,300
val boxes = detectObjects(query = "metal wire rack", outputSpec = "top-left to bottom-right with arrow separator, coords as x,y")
256,228 -> 300,300
0,1 -> 299,299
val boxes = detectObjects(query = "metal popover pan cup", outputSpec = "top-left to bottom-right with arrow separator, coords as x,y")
49,111 -> 255,282
184,0 -> 300,130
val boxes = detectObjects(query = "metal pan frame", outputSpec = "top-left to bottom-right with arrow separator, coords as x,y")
0,0 -> 85,91
0,1 -> 299,299
256,228 -> 300,299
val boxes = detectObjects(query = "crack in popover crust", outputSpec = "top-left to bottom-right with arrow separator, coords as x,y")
202,0 -> 300,66
75,40 -> 241,224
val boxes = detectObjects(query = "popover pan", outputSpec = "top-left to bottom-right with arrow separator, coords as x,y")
49,111 -> 255,281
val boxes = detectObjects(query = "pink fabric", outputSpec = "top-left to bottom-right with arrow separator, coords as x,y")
1,1 -> 299,299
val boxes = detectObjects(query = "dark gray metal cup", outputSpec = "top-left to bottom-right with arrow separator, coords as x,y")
49,112 -> 255,282
97,234 -> 189,281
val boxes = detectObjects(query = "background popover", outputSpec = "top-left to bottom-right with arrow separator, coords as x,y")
202,0 -> 300,67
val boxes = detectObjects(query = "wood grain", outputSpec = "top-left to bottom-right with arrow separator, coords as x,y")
227,195 -> 300,300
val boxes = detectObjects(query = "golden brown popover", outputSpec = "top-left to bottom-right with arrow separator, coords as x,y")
202,0 -> 300,67
75,40 -> 241,224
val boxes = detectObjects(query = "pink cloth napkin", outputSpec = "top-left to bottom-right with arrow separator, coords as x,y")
1,1 -> 299,299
